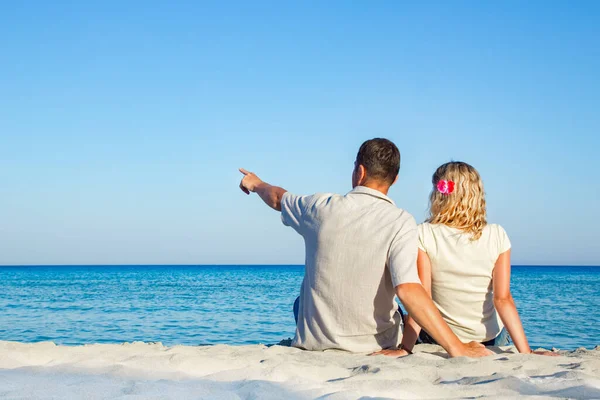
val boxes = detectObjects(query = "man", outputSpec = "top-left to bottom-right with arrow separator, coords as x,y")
239,138 -> 490,357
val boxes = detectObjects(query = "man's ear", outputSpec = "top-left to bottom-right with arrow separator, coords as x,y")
391,174 -> 399,186
357,164 -> 367,186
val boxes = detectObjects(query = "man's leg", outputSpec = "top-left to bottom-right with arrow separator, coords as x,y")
293,296 -> 300,324
396,304 -> 405,322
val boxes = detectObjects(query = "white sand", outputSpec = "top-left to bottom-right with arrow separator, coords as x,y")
1,341 -> 600,399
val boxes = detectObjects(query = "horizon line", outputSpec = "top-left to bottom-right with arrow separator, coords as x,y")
1,264 -> 599,268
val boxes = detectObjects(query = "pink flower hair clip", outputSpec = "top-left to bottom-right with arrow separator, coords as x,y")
437,180 -> 455,195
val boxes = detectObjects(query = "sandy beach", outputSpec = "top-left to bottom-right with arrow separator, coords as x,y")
1,341 -> 599,399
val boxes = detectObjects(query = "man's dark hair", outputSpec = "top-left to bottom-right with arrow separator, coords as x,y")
355,138 -> 400,185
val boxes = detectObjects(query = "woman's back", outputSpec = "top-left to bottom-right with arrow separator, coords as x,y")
418,222 -> 511,342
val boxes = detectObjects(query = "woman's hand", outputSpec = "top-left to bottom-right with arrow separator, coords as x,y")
369,348 -> 410,358
531,350 -> 560,356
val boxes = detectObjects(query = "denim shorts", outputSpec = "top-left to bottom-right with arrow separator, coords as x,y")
483,327 -> 510,346
419,327 -> 510,346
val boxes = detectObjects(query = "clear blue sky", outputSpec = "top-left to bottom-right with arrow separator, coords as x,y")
1,1 -> 598,266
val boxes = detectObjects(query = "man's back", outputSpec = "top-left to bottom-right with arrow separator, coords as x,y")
282,186 -> 419,352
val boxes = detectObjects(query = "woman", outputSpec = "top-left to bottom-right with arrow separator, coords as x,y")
396,162 -> 554,356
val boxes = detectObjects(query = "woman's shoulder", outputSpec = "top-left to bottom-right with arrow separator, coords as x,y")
417,223 -> 453,245
417,222 -> 438,253
484,223 -> 509,237
417,222 -> 438,236
418,222 -> 456,234
483,224 -> 512,253
418,222 -> 444,229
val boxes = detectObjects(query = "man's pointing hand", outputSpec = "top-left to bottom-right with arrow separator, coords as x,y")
239,168 -> 263,195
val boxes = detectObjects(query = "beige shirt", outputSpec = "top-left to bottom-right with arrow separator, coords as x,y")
418,223 -> 512,342
281,186 -> 420,353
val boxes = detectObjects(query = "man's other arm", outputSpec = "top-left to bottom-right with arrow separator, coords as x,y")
396,284 -> 490,357
239,168 -> 287,211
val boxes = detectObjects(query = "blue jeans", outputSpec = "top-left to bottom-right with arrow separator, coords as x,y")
419,327 -> 510,346
293,297 -> 300,324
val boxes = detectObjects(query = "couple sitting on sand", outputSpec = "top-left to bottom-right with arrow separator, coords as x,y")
240,138 -> 554,358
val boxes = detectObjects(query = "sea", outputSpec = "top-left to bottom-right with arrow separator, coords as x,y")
0,265 -> 598,350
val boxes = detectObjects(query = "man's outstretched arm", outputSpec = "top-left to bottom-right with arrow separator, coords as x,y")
239,168 -> 287,211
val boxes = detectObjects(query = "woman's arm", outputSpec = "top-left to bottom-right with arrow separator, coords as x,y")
493,251 -> 555,356
399,249 -> 432,351
493,250 -> 533,353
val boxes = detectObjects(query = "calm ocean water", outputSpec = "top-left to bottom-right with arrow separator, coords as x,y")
0,265 -> 598,350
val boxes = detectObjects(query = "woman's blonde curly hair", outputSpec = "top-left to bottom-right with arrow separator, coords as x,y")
427,161 -> 487,240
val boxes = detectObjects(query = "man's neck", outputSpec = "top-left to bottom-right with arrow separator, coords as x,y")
360,182 -> 391,196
